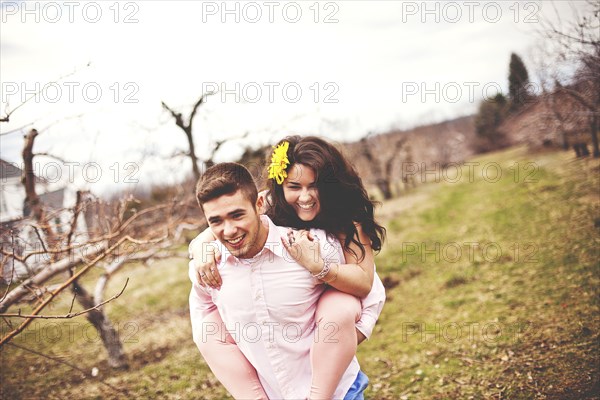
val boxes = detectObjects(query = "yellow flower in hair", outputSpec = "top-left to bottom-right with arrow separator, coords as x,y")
268,141 -> 290,185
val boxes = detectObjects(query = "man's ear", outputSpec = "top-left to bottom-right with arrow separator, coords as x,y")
256,194 -> 264,213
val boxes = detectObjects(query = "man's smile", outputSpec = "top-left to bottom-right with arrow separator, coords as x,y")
226,234 -> 246,248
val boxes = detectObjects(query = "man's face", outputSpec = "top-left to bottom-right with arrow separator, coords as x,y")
202,190 -> 266,259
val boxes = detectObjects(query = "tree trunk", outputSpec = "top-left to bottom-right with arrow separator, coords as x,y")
21,129 -> 126,366
573,143 -> 590,158
376,179 -> 393,200
161,97 -> 208,181
184,128 -> 201,181
561,130 -> 569,150
72,280 -> 128,369
22,129 -> 55,248
394,181 -> 402,197
590,116 -> 600,158
582,143 -> 590,157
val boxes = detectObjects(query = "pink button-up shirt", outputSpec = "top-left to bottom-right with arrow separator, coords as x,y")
189,215 -> 385,399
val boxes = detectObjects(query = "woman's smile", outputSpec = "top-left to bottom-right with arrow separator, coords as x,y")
284,164 -> 321,221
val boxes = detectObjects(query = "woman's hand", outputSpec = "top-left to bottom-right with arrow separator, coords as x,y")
190,231 -> 222,289
281,229 -> 324,275
194,249 -> 222,289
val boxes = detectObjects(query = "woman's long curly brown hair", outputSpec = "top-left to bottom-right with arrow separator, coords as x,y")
265,135 -> 386,261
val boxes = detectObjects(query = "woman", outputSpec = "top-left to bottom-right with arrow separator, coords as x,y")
191,136 -> 386,399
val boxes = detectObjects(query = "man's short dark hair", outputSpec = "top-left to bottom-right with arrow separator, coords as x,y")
196,163 -> 258,207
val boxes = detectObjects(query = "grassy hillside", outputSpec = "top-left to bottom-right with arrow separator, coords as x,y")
1,146 -> 598,399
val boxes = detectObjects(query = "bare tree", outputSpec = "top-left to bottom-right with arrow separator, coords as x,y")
161,94 -> 212,181
359,134 -> 409,200
540,0 -> 600,157
1,129 -> 201,368
0,193 -> 198,365
540,89 -> 591,156
1,66 -> 203,369
161,92 -> 256,182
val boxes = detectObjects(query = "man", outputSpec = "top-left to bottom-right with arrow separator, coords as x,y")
189,163 -> 376,399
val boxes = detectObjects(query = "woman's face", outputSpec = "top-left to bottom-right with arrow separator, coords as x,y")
283,163 -> 321,221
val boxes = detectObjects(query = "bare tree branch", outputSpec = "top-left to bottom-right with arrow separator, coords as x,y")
0,234 -> 161,347
31,225 -> 48,254
66,191 -> 84,248
0,121 -> 36,136
0,202 -> 177,265
189,95 -> 206,125
93,222 -> 198,306
0,278 -> 128,319
161,92 -> 216,180
555,81 -> 597,112
1,63 -> 91,123
0,235 -> 17,303
33,152 -> 69,164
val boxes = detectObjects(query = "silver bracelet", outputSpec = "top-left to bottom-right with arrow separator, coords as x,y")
312,258 -> 331,280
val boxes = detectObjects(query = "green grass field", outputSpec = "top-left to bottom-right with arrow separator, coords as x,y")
1,146 -> 598,399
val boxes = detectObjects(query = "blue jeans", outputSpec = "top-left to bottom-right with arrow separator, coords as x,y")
343,370 -> 369,400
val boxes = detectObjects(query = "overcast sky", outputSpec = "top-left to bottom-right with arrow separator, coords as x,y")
0,0 -> 585,195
